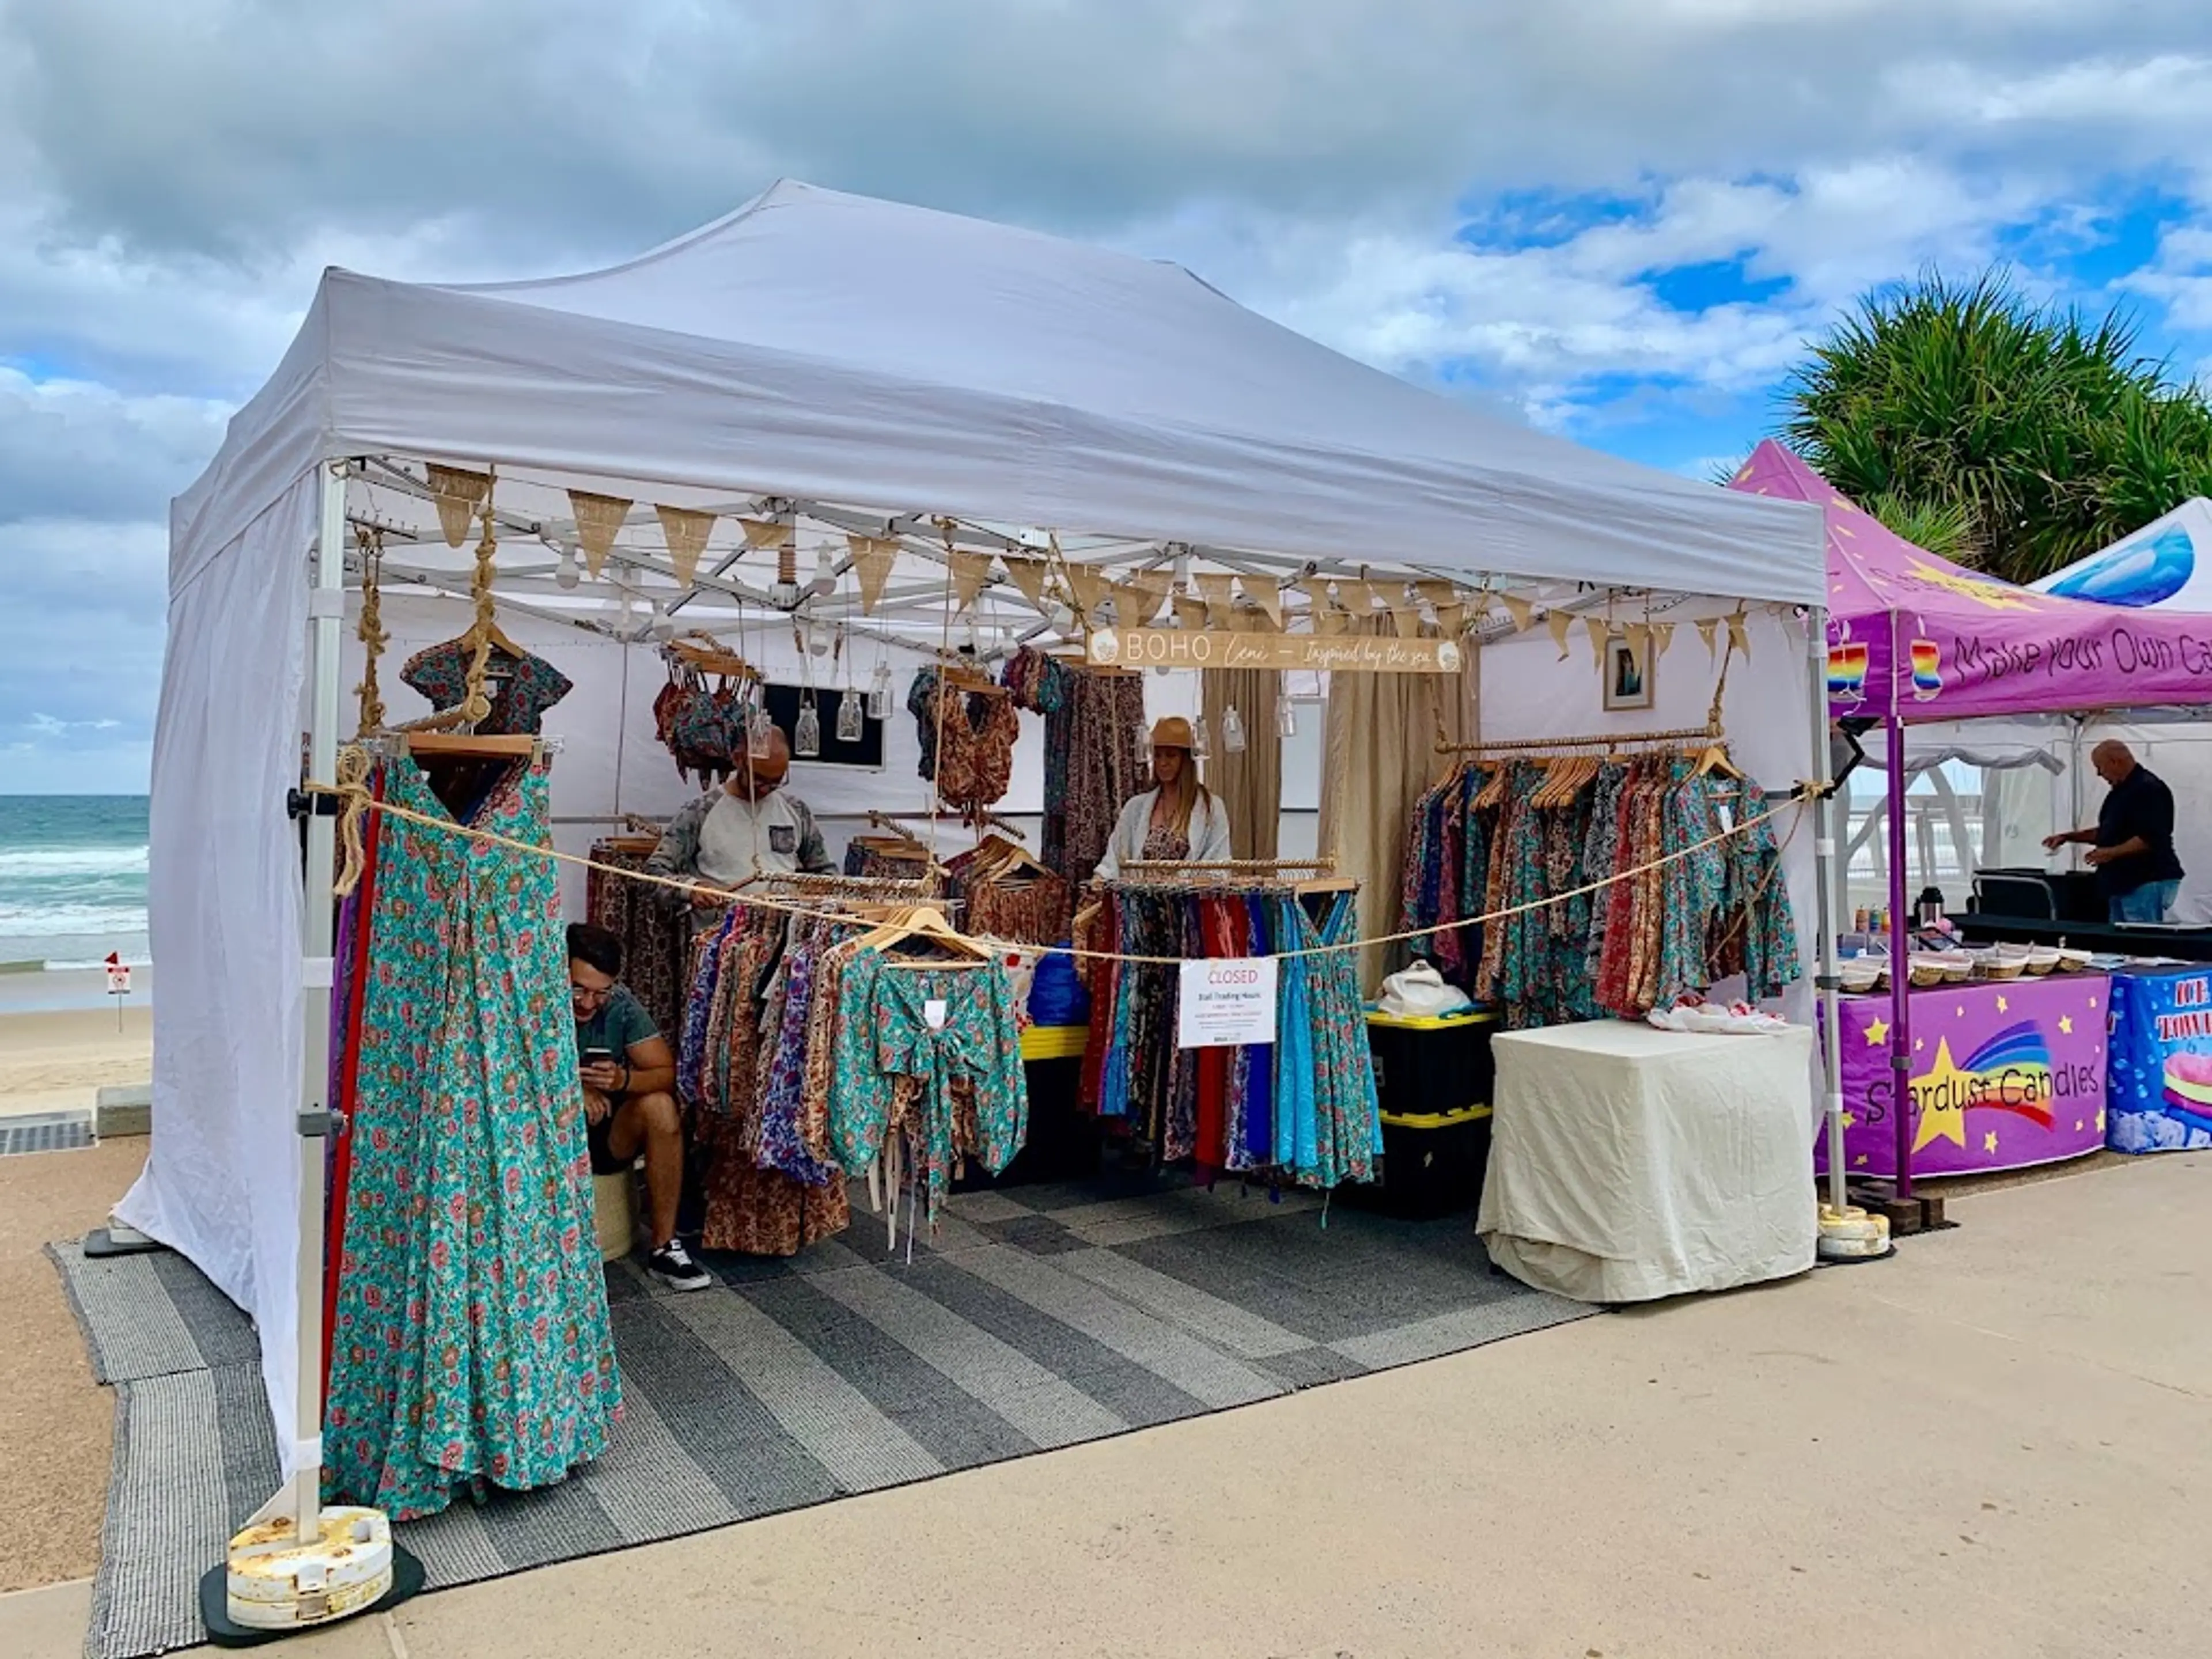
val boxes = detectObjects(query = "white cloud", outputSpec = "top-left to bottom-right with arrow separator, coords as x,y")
2,3 -> 2212,789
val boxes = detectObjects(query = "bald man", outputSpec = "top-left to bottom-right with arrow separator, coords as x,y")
2044,740 -> 2184,923
646,725 -> 834,912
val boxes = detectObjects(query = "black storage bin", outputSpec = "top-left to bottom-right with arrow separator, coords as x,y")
1374,1104 -> 1491,1220
1364,1009 -> 1498,1218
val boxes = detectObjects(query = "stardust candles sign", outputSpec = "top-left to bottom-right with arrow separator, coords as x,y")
2105,967 -> 2212,1154
1820,975 -> 2108,1179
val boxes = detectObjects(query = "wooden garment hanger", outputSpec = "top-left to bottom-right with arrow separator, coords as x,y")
1692,737 -> 1743,780
400,730 -> 538,760
967,833 -> 1053,881
862,903 -> 994,968
939,665 -> 1010,699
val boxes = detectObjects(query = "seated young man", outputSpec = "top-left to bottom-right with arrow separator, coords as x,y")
567,922 -> 711,1291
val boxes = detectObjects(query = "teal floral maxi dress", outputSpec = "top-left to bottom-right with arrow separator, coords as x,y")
325,755 -> 620,1519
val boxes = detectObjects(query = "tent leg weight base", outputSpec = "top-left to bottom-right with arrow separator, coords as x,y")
1851,1191 -> 1946,1236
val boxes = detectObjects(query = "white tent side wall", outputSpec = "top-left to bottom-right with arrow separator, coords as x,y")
117,471 -> 319,1464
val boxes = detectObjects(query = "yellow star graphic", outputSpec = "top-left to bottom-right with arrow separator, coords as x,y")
2058,1014 -> 2074,1035
1863,1017 -> 1890,1046
1995,995 -> 2009,1014
1902,558 -> 2040,612
1983,1130 -> 1999,1155
2096,1109 -> 2106,1134
1853,1154 -> 1868,1168
1841,1111 -> 1857,1128
1912,1037 -> 1971,1152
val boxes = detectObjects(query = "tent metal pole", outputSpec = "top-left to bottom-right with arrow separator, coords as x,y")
254,458 -> 347,1542
1808,608 -> 1847,1217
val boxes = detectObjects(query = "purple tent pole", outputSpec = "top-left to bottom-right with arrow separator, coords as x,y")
1885,717 -> 1915,1202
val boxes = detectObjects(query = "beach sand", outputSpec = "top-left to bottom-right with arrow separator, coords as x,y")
0,1003 -> 153,1118
0,990 -> 154,1590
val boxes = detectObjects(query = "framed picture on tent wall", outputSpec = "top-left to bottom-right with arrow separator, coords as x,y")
1604,632 -> 1655,712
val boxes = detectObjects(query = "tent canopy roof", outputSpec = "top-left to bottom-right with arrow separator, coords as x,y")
1733,441 -> 2212,721
2034,497 -> 2212,611
179,179 -> 1823,604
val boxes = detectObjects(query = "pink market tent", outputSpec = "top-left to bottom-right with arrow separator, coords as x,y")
1730,441 -> 2212,1199
1732,441 -> 2212,722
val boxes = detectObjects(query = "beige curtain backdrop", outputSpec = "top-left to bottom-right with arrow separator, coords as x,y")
1201,668 -> 1283,861
1319,620 -> 1478,994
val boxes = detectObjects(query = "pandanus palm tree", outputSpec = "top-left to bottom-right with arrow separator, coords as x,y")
1778,272 -> 2212,582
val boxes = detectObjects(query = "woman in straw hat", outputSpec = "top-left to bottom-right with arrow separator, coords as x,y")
1094,716 -> 1232,880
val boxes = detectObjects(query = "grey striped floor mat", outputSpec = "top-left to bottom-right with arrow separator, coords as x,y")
52,1174 -> 1590,1658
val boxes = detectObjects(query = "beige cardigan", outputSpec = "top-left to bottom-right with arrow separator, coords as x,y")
1094,789 -> 1232,880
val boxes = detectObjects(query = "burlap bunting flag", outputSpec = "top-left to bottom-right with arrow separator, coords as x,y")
1335,579 -> 1372,617
566,489 -> 631,578
1391,605 -> 1425,640
1624,620 -> 1652,660
654,505 -> 715,588
1243,577 -> 1283,630
425,464 -> 491,549
1115,579 -> 1168,628
740,518 -> 793,551
1582,616 -> 1610,668
1696,618 -> 1721,660
1653,621 -> 1676,659
1437,603 -> 1465,638
1063,565 -> 1108,620
1003,555 -> 1051,611
1501,593 -> 1535,634
949,550 -> 994,612
1415,579 -> 1456,608
1173,595 -> 1209,630
1726,610 -> 1753,662
1546,610 -> 1573,660
847,534 -> 899,615
1195,572 -> 1236,627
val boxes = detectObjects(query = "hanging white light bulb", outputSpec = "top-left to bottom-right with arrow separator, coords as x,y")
649,600 -> 675,641
1277,698 -> 1298,738
868,660 -> 893,721
1221,705 -> 1247,753
554,544 -> 580,590
813,543 -> 838,596
794,696 -> 822,757
1191,713 -> 1212,760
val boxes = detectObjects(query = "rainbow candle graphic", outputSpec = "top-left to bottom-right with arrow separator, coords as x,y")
1827,641 -> 1868,702
1909,637 -> 1942,700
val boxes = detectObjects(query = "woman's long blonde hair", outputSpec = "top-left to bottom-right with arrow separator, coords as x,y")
1160,751 -> 1209,838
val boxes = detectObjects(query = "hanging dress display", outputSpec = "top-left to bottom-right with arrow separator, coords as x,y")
401,637 -> 573,736
1002,648 -> 1148,884
325,753 -> 619,1520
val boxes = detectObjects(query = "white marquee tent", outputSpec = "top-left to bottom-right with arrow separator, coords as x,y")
119,180 -> 1829,1531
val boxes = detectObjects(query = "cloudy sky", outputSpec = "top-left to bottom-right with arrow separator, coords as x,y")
7,0 -> 2212,792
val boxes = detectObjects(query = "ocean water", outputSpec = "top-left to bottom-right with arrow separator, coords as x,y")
0,795 -> 151,969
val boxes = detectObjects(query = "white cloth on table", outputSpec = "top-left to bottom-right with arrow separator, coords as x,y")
1477,1020 -> 1816,1304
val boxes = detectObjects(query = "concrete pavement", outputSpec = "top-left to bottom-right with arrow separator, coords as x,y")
9,1154 -> 2206,1658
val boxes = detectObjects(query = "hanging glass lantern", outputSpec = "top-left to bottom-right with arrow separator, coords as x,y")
748,700 -> 776,760
1277,698 -> 1298,738
1221,705 -> 1246,753
1191,714 -> 1212,761
836,685 -> 863,743
867,660 -> 894,721
1134,721 -> 1153,765
794,696 -> 821,757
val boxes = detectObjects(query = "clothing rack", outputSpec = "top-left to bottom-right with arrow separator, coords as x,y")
1436,723 -> 1715,756
740,869 -> 936,897
869,806 -> 1029,843
1124,857 -> 1337,874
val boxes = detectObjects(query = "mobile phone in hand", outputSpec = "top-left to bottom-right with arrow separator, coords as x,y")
582,1047 -> 615,1068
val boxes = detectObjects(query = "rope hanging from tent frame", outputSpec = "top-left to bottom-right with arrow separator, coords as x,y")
397,474 -> 504,734
354,524 -> 389,738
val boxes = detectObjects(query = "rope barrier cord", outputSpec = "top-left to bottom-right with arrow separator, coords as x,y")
302,771 -> 1806,969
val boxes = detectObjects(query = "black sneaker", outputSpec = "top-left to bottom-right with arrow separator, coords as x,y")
647,1239 -> 713,1292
